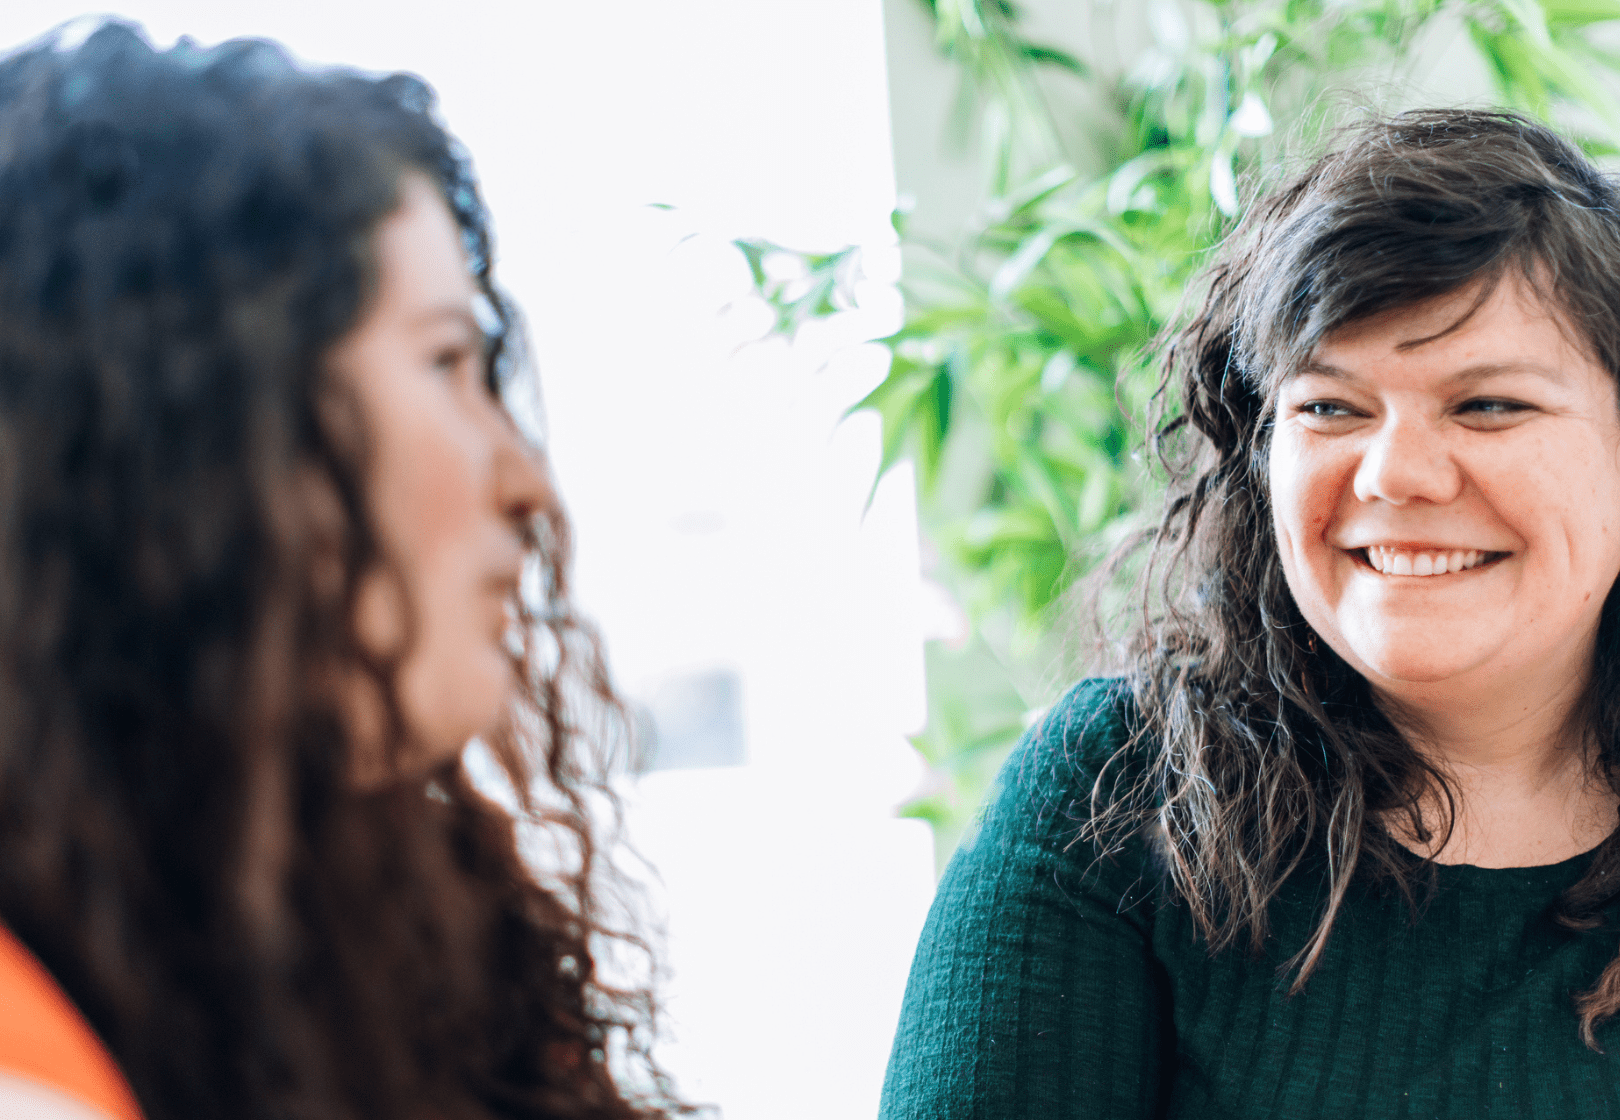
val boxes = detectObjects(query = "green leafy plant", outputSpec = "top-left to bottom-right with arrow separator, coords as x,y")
749,0 -> 1620,867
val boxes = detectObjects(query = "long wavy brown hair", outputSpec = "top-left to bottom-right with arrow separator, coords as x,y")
1092,108 -> 1620,1047
0,21 -> 685,1118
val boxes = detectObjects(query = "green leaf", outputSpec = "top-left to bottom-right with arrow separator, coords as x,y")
1472,26 -> 1552,115
1012,452 -> 1079,537
1077,462 -> 1118,533
917,367 -> 955,490
846,350 -> 959,504
1020,42 -> 1090,76
1106,150 -> 1176,215
989,218 -> 1138,300
1543,0 -> 1620,25
989,163 -> 1081,220
1500,0 -> 1555,46
732,238 -> 770,289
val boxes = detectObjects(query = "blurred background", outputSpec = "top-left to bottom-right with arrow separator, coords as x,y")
5,1 -> 1620,1116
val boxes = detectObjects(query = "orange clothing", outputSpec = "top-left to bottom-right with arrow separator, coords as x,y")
0,924 -> 143,1119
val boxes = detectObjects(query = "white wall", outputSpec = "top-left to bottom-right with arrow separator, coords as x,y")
0,4 -> 938,1117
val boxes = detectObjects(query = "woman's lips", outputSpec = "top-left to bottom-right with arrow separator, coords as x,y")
1357,545 -> 1509,576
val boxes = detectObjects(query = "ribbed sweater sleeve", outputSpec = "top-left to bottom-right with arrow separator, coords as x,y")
878,678 -> 1168,1119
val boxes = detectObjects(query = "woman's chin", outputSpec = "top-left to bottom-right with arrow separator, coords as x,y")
1344,644 -> 1495,689
393,656 -> 516,771
1328,622 -> 1498,689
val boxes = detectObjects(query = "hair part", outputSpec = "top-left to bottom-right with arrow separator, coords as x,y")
1088,108 -> 1620,1047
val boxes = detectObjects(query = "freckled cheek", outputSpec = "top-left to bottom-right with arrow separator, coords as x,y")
1472,456 -> 1574,560
1270,444 -> 1338,556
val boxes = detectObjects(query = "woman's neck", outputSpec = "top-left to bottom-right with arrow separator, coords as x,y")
1375,667 -> 1617,867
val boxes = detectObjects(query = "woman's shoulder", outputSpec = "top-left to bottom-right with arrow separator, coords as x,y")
936,675 -> 1161,935
1036,676 -> 1139,761
0,926 -> 143,1120
962,676 -> 1148,860
1000,676 -> 1142,806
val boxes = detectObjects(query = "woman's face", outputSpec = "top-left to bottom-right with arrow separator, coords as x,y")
327,175 -> 545,783
1269,272 -> 1620,708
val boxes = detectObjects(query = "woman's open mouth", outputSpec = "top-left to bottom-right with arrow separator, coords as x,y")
1357,545 -> 1510,577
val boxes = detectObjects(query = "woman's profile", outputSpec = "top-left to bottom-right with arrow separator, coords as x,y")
0,21 -> 681,1120
882,109 -> 1620,1116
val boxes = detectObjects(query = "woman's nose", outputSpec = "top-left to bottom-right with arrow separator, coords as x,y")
491,418 -> 550,526
1352,412 -> 1463,506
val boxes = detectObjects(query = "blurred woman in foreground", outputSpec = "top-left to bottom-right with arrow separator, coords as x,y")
883,109 -> 1620,1116
0,22 -> 680,1120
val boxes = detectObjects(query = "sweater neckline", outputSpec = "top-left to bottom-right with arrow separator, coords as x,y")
1398,839 -> 1603,892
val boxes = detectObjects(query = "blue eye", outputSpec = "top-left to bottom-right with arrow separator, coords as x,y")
1460,398 -> 1526,414
1298,400 -> 1351,417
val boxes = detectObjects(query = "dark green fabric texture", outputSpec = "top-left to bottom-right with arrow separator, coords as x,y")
879,677 -> 1620,1119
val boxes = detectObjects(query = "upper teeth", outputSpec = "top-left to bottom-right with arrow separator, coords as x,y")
1365,546 -> 1490,576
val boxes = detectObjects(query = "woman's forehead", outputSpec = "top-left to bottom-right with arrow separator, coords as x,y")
1282,269 -> 1598,383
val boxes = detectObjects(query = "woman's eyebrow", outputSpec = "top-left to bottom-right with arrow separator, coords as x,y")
1293,358 -> 1569,387
1295,359 -> 1352,381
409,304 -> 481,335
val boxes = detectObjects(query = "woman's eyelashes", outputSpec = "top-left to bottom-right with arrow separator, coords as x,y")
1297,399 -> 1357,418
431,329 -> 503,399
1289,396 -> 1538,427
1455,397 -> 1535,422
1288,398 -> 1363,427
432,339 -> 478,382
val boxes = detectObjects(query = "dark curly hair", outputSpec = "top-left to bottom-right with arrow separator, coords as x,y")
1096,108 -> 1620,1048
0,20 -> 684,1119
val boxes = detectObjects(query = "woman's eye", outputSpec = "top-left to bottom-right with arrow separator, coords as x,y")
434,346 -> 472,375
1458,398 -> 1529,416
1296,400 -> 1354,418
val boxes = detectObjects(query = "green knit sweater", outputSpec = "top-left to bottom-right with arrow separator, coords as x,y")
879,678 -> 1620,1119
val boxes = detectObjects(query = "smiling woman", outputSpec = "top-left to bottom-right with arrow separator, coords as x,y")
881,111 -> 1620,1119
1272,275 -> 1620,867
